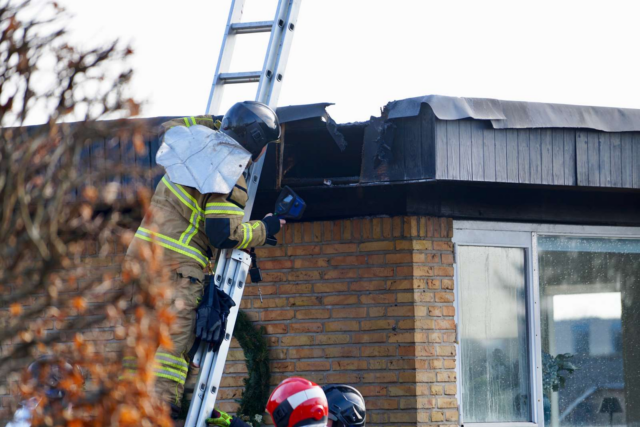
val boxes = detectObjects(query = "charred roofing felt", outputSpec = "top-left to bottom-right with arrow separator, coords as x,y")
384,95 -> 640,132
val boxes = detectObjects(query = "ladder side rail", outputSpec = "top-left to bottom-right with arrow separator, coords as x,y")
206,0 -> 247,115
255,0 -> 302,107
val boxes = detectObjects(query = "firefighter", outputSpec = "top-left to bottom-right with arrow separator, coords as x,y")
322,385 -> 366,427
124,101 -> 285,415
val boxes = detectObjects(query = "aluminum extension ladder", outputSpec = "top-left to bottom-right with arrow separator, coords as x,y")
184,1 -> 302,426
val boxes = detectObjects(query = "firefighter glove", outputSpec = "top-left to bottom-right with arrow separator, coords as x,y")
195,283 -> 236,348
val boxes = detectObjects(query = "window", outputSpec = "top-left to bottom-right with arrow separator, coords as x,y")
454,222 -> 640,427
458,246 -> 531,423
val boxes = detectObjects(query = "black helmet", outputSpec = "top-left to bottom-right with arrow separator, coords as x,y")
27,356 -> 82,401
220,101 -> 280,160
322,385 -> 366,427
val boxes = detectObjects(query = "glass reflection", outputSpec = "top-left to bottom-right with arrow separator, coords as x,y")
539,236 -> 640,427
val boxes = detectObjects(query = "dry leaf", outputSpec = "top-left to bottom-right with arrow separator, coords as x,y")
9,303 -> 22,316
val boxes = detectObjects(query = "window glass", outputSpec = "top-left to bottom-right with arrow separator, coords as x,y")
538,236 -> 640,427
459,246 -> 531,423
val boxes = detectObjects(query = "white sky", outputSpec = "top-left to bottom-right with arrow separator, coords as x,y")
554,292 -> 622,320
56,0 -> 640,124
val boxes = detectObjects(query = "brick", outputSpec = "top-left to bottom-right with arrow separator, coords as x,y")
392,217 -> 403,237
289,322 -> 322,333
325,373 -> 361,383
388,306 -> 427,317
353,219 -> 363,240
295,309 -> 330,320
435,292 -> 454,303
244,285 -> 276,296
324,347 -> 359,358
261,272 -> 287,282
398,265 -> 434,277
359,267 -> 394,278
353,333 -> 387,344
399,345 -> 436,357
332,222 -> 341,241
437,372 -> 457,382
445,385 -> 457,395
323,244 -> 357,254
225,363 -> 248,374
431,411 -> 444,422
280,335 -> 314,346
261,260 -> 293,270
441,253 -> 454,264
446,410 -> 460,421
359,293 -> 395,304
366,399 -> 398,410
362,372 -> 397,383
429,332 -> 443,343
369,413 -> 389,424
313,222 -> 323,242
431,385 -> 443,395
296,361 -> 330,371
288,270 -> 322,281
253,298 -> 287,309
400,397 -> 436,409
218,388 -> 243,400
269,349 -> 288,360
397,292 -> 434,303
331,360 -> 367,370
361,346 -> 396,357
359,241 -> 394,252
369,359 -> 387,371
264,324 -> 288,334
442,279 -> 454,290
430,359 -> 443,369
388,279 -> 426,290
371,218 -> 382,239
287,245 -> 321,256
330,255 -> 366,266
351,281 -> 386,291
381,217 -> 392,238
434,241 -> 453,251
252,246 -> 285,258
218,402 -> 240,413
389,412 -> 417,423
366,254 -> 385,264
278,285 -> 313,296
437,345 -> 456,356
316,334 -> 350,345
288,347 -> 325,359
293,223 -> 303,243
357,385 -> 386,397
435,319 -> 456,330
443,306 -> 455,317
388,332 -> 427,343
360,218 -> 371,239
361,320 -> 394,331
435,266 -> 454,277
323,269 -> 358,280
288,296 -> 323,307
332,307 -> 367,318
368,306 -> 385,317
437,398 -> 458,408
324,295 -> 358,305
303,223 -> 313,243
427,279 -> 441,290
444,359 -> 456,369
386,253 -> 426,264
342,220 -> 352,240
272,362 -> 295,372
429,306 -> 443,317
395,240 -> 433,250
294,258 -> 329,268
388,385 -> 417,396
323,221 -> 332,241
262,310 -> 294,321
220,376 -> 246,387
314,282 -> 348,293
325,321 -> 359,332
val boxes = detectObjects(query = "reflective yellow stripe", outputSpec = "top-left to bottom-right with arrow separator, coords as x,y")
244,224 -> 253,249
135,229 -> 207,267
183,117 -> 190,127
162,176 -> 204,214
205,202 -> 241,208
156,353 -> 189,369
155,372 -> 186,385
205,210 -> 244,216
190,117 -> 197,125
155,360 -> 189,373
238,224 -> 248,249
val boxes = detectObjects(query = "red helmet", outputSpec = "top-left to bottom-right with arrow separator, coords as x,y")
267,377 -> 328,427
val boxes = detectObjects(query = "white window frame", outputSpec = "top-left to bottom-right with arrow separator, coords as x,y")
452,220 -> 640,427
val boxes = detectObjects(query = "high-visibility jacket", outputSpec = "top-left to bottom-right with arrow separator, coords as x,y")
126,116 -> 268,281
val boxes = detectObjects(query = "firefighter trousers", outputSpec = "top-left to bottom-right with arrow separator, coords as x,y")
154,274 -> 204,407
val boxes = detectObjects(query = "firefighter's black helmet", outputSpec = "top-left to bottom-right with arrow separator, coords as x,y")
322,384 -> 366,427
221,101 -> 280,160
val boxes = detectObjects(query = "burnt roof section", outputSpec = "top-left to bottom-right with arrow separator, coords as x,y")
385,95 -> 640,132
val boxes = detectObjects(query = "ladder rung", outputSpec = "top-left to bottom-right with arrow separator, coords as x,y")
229,21 -> 274,34
218,71 -> 262,84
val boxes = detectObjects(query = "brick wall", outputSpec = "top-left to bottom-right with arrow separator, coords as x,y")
1,215 -> 460,427
221,216 -> 459,427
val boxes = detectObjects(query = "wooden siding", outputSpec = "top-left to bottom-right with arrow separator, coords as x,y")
434,118 -> 640,189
